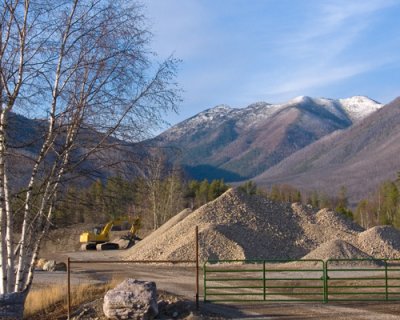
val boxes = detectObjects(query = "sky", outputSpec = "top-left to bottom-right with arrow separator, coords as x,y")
145,0 -> 400,128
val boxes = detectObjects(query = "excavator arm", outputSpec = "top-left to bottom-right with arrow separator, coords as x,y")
129,218 -> 141,237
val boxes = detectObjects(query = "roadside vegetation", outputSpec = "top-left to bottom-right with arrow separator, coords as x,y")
24,280 -> 120,319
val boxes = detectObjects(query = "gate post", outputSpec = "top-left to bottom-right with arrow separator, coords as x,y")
67,257 -> 71,319
385,260 -> 388,301
195,226 -> 199,309
263,261 -> 266,301
203,262 -> 207,302
323,260 -> 328,303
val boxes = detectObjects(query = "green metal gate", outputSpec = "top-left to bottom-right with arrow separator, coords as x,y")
326,258 -> 400,302
204,258 -> 400,303
204,259 -> 325,302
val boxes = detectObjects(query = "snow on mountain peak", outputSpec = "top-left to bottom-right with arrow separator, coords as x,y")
288,96 -> 313,105
247,101 -> 272,109
161,95 -> 382,141
339,96 -> 383,122
208,104 -> 232,112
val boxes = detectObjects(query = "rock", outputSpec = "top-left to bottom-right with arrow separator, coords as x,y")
36,258 -> 48,270
55,262 -> 67,271
103,279 -> 158,320
42,260 -> 56,271
42,260 -> 67,271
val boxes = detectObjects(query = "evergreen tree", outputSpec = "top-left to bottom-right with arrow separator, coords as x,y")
334,186 -> 353,218
238,181 -> 258,195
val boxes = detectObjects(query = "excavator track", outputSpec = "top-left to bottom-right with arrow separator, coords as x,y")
96,242 -> 119,250
80,243 -> 97,251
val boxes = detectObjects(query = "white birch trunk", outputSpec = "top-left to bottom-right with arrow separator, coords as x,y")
14,1 -> 79,292
4,169 -> 14,293
0,111 -> 8,295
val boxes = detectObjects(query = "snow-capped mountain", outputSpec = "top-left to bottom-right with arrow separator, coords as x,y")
155,96 -> 383,181
163,96 -> 382,141
339,96 -> 382,121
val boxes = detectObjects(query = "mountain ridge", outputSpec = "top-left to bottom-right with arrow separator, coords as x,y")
155,95 -> 382,181
253,97 -> 400,204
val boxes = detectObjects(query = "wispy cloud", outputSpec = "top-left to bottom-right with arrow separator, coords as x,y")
272,0 -> 396,58
146,0 -> 400,125
244,0 -> 400,101
261,59 -> 395,98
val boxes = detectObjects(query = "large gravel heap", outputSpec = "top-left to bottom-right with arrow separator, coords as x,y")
302,239 -> 375,261
357,226 -> 400,258
124,188 -> 400,262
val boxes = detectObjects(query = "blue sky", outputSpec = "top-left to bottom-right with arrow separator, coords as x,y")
145,0 -> 400,127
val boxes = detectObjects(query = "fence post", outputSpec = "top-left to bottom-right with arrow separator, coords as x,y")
385,260 -> 388,301
323,260 -> 328,303
195,226 -> 199,310
203,262 -> 207,302
67,257 -> 71,319
263,260 -> 266,301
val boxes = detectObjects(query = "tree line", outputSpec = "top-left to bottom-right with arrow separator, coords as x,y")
55,170 -> 400,232
52,175 -> 229,230
354,172 -> 400,229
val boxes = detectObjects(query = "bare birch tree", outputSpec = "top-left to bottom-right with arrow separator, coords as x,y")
0,0 -> 180,317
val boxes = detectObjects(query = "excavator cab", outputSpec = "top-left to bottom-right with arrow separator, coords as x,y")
93,227 -> 102,235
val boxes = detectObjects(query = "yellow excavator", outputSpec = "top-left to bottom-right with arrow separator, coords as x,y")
79,217 -> 141,250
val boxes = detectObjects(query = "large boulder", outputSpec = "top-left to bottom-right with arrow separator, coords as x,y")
42,260 -> 67,271
36,258 -> 48,270
103,279 -> 158,320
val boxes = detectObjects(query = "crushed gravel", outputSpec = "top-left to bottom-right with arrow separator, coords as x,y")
124,188 -> 400,262
357,226 -> 400,258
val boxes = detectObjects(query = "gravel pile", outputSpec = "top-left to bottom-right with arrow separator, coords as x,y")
124,188 -> 400,262
357,226 -> 400,258
302,239 -> 372,260
290,204 -> 362,252
128,208 -> 193,255
300,239 -> 384,267
302,238 -> 382,263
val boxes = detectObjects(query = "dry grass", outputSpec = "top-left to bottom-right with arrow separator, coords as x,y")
24,285 -> 66,318
24,278 -> 122,319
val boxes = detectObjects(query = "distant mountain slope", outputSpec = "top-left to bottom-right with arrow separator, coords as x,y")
7,113 -> 143,190
254,97 -> 400,204
156,96 -> 382,181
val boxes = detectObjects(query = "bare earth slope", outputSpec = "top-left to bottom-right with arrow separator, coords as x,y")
124,189 -> 400,262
